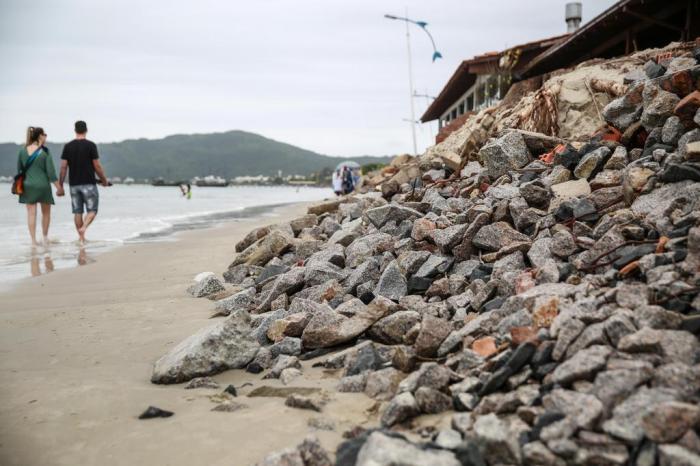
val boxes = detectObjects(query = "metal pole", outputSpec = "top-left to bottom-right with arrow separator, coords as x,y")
405,17 -> 418,156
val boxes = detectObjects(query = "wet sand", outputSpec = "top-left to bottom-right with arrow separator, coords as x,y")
0,202 -> 376,466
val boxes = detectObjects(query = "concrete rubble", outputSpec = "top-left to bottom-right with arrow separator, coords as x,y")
153,41 -> 700,465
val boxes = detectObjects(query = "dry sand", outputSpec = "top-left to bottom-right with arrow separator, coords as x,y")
0,203 -> 377,466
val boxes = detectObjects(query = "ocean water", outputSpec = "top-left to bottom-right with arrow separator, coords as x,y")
0,184 -> 331,286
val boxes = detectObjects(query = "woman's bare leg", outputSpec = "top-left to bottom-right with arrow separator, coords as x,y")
40,203 -> 51,244
26,204 -> 38,246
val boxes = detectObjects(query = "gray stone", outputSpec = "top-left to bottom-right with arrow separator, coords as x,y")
473,413 -> 522,465
602,386 -> 679,443
603,313 -> 637,347
415,386 -> 452,414
652,362 -> 700,398
265,355 -> 301,379
380,392 -> 420,427
434,429 -> 463,450
662,115 -> 684,145
631,181 -> 700,232
187,274 -> 225,298
641,401 -> 700,443
364,367 -> 405,401
541,389 -> 603,441
414,315 -> 452,358
368,310 -> 421,345
279,367 -> 303,385
640,85 -> 680,131
151,311 -> 259,384
398,362 -> 453,393
336,372 -> 368,392
432,223 -> 469,253
304,262 -> 347,287
574,147 -> 610,180
258,448 -> 304,466
343,258 -> 380,295
355,431 -> 460,466
551,344 -> 611,385
604,146 -> 628,170
658,444 -> 700,466
269,337 -> 302,359
213,286 -> 255,315
232,230 -> 292,267
617,327 -> 699,365
256,268 -> 306,312
183,376 -> 219,389
301,297 -> 391,348
396,250 -> 430,276
413,254 -> 454,279
523,441 -> 564,466
479,130 -> 532,179
602,82 -> 643,131
473,222 -> 531,252
552,318 -> 585,361
345,232 -> 394,268
373,260 -> 407,301
304,243 -> 345,268
285,394 -> 323,412
528,237 -> 555,268
365,204 -> 422,229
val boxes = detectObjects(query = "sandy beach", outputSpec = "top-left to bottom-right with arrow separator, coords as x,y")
0,202 -> 375,466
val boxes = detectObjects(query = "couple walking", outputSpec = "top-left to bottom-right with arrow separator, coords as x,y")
16,120 -> 109,246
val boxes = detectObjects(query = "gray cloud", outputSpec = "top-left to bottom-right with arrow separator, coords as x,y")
0,0 -> 615,156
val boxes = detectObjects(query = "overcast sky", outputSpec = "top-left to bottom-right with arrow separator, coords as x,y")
0,0 -> 616,156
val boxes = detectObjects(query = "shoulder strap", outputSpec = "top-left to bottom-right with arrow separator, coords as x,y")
19,148 -> 43,175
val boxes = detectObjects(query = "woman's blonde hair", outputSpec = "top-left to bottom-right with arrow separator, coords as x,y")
26,126 -> 44,146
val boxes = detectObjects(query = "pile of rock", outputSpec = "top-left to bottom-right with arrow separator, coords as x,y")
151,45 -> 700,466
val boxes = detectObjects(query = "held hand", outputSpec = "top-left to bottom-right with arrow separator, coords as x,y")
56,187 -> 65,197
101,180 -> 112,187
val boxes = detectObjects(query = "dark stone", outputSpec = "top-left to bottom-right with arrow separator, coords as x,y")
528,411 -> 566,441
506,342 -> 537,374
453,441 -> 487,466
612,243 -> 657,269
138,406 -> 174,419
659,163 -> 700,183
680,314 -> 700,334
470,264 -> 492,283
644,60 -> 666,79
345,344 -> 382,376
531,341 -> 554,368
407,276 -> 433,294
478,367 -> 512,396
256,264 -> 289,285
533,362 -> 557,380
246,362 -> 265,374
553,145 -> 580,171
223,384 -> 238,397
482,297 -> 505,312
572,198 -> 599,222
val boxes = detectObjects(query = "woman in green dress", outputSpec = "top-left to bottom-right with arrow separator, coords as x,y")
18,127 -> 64,246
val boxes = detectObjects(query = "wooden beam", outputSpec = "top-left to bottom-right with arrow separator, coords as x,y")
623,7 -> 683,32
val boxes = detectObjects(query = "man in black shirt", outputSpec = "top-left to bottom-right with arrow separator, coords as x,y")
59,121 -> 110,243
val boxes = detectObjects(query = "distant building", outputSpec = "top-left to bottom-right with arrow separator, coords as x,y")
421,0 -> 700,143
420,34 -> 567,141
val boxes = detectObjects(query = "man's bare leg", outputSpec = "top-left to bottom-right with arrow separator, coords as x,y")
79,211 -> 97,241
74,213 -> 85,243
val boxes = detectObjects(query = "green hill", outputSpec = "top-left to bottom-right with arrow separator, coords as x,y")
0,130 -> 391,180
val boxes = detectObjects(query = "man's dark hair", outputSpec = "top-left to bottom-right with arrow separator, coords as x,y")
75,120 -> 88,134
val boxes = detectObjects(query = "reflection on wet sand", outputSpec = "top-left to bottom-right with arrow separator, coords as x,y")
27,243 -> 96,278
30,250 -> 55,277
77,246 -> 95,266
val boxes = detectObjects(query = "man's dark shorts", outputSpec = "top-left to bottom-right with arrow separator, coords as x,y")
70,184 -> 99,214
